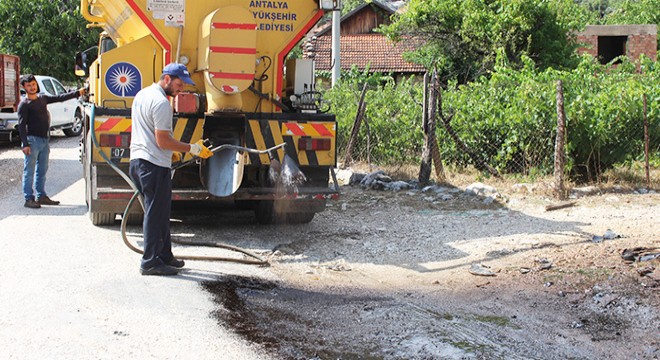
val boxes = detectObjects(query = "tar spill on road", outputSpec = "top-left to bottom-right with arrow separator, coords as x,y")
201,276 -> 388,360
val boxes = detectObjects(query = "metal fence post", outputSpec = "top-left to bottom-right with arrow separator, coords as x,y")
644,93 -> 650,189
554,80 -> 566,199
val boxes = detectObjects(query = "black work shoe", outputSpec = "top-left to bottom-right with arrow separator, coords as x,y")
37,196 -> 60,205
24,199 -> 41,209
140,264 -> 179,276
168,258 -> 185,268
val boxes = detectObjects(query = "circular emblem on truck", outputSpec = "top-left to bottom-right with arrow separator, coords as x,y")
105,62 -> 142,97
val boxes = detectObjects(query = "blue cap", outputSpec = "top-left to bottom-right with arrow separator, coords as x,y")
162,63 -> 195,85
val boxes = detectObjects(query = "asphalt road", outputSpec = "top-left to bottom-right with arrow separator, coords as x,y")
0,135 -> 273,360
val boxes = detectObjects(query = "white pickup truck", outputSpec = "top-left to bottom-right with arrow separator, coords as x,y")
0,75 -> 83,143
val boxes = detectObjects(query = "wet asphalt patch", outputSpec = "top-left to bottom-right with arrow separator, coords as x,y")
201,276 -> 390,359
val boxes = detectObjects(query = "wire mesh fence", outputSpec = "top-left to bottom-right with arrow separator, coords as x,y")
337,83 -> 659,191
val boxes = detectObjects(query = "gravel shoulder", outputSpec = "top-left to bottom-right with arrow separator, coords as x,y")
239,186 -> 659,359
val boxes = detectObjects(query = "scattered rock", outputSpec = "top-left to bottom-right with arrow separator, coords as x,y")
360,170 -> 394,190
468,263 -> 496,276
535,257 -> 553,270
570,321 -> 584,328
385,181 -> 412,191
602,229 -> 621,240
571,186 -> 600,197
334,168 -> 355,185
512,183 -> 536,193
636,266 -> 655,276
273,244 -> 296,255
483,196 -> 496,205
465,182 -> 498,197
324,259 -> 352,272
621,247 -> 660,262
593,229 -> 622,243
422,185 -> 450,194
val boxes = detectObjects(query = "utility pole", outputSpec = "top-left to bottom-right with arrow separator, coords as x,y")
331,8 -> 341,86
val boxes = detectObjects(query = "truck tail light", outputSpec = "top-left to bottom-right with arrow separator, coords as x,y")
298,137 -> 331,151
174,92 -> 200,114
99,133 -> 131,147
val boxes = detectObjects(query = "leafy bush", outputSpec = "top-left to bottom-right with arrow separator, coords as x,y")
321,57 -> 659,180
323,68 -> 424,164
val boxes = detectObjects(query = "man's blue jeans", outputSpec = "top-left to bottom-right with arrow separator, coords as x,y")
22,135 -> 50,201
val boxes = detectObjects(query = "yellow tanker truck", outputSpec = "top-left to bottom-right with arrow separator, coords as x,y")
77,0 -> 340,225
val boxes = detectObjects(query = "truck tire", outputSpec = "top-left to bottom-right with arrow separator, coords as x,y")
63,111 -> 84,137
254,200 -> 283,224
90,212 -> 115,226
254,200 -> 316,224
286,212 -> 316,224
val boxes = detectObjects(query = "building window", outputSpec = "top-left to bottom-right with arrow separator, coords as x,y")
597,36 -> 627,64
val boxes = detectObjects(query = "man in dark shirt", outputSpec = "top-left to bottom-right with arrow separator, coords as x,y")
17,74 -> 86,208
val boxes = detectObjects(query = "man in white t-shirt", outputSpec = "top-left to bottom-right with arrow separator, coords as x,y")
129,63 -> 213,276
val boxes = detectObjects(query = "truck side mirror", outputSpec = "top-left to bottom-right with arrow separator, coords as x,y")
75,52 -> 88,77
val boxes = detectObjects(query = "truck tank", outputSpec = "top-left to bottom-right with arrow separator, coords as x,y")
78,0 -> 340,225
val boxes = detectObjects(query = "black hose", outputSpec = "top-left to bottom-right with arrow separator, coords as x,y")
89,104 -> 269,266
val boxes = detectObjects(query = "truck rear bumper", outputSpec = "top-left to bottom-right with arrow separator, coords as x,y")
0,129 -> 18,142
0,116 -> 18,142
90,187 -> 339,213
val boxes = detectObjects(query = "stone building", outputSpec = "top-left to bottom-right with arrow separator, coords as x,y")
576,24 -> 657,65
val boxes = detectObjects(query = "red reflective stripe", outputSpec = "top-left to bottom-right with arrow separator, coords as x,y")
209,72 -> 254,80
99,193 -> 133,200
96,117 -> 123,132
311,123 -> 333,137
285,123 -> 306,136
127,0 -> 171,62
210,46 -> 257,54
212,22 -> 256,30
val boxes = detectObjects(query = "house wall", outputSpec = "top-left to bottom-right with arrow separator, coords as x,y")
340,5 -> 391,35
576,25 -> 657,63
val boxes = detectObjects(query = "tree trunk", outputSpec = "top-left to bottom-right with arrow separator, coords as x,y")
438,114 -> 500,178
418,72 -> 432,185
430,73 -> 445,182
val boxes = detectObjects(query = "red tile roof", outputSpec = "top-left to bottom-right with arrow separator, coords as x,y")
304,33 -> 426,74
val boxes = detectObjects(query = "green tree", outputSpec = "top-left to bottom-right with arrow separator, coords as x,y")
341,0 -> 368,15
0,0 -> 99,82
573,0 -> 623,19
604,0 -> 660,26
381,0 -> 591,83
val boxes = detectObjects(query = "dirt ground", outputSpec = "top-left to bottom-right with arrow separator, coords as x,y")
1,138 -> 658,359
199,179 -> 659,359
